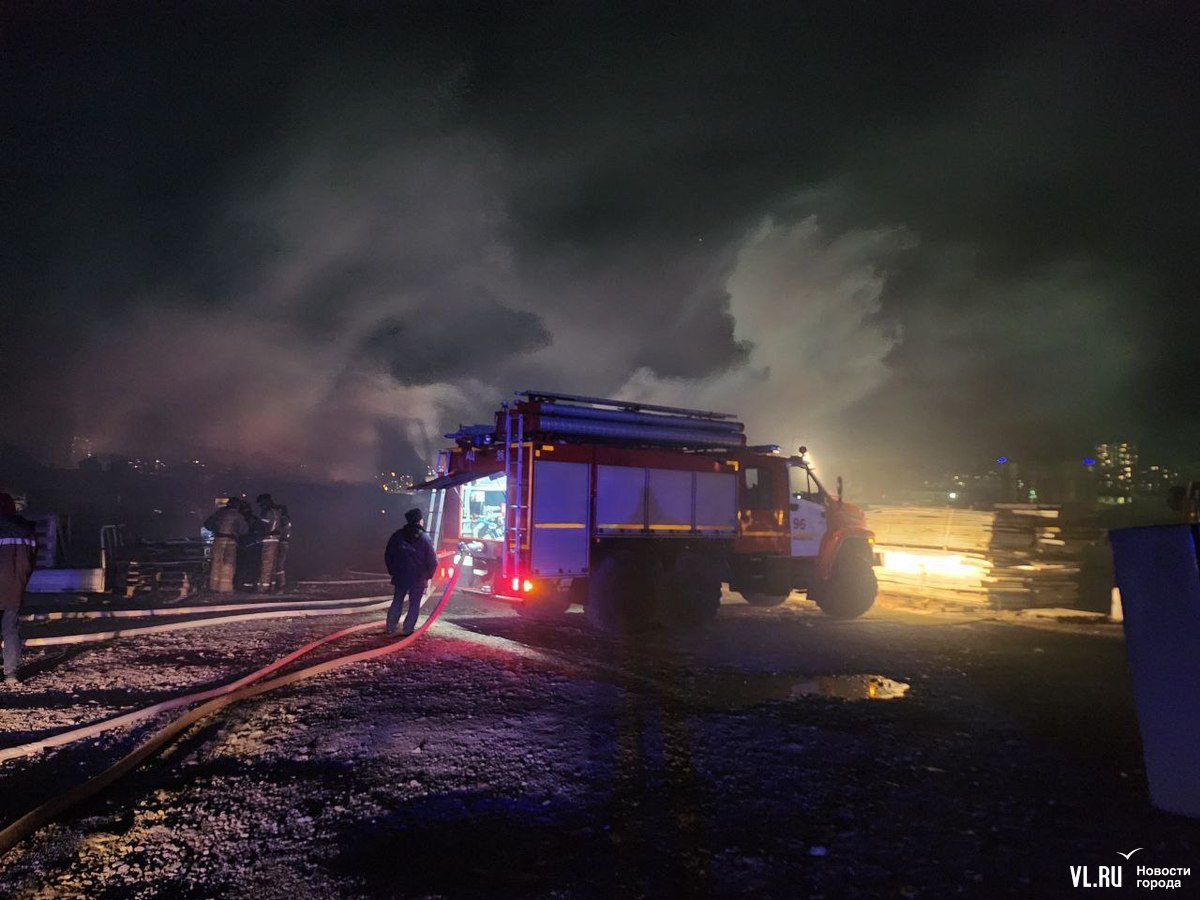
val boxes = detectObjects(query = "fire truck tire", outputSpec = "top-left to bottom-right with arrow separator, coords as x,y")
668,551 -> 721,627
741,592 -> 789,607
586,551 -> 655,633
814,547 -> 877,620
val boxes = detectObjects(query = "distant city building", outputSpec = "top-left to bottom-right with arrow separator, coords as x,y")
70,435 -> 95,465
1135,463 -> 1179,496
378,471 -> 416,493
120,457 -> 169,475
1093,441 -> 1137,504
1087,441 -> 1178,506
875,442 -> 1179,512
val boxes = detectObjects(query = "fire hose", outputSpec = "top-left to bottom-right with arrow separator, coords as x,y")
22,592 -> 392,622
20,597 -> 393,647
0,601 -> 387,765
0,567 -> 460,856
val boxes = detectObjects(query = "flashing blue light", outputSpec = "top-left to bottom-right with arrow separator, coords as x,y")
1082,457 -> 1096,466
996,456 -> 1008,465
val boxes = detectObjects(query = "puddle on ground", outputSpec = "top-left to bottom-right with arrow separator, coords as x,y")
790,674 -> 910,701
694,672 -> 910,710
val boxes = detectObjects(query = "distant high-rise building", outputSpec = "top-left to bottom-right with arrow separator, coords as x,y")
1135,462 -> 1179,495
1094,441 -> 1137,503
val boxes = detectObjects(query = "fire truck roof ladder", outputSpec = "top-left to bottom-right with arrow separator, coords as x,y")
515,390 -> 748,449
516,390 -> 737,420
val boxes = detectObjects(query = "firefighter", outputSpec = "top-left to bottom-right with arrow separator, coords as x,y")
255,493 -> 284,593
1,492 -> 37,684
234,499 -> 259,591
204,496 -> 250,593
273,503 -> 292,592
384,507 -> 438,636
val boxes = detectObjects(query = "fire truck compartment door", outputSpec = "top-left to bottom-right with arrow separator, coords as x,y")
647,469 -> 692,531
596,466 -> 737,536
790,497 -> 827,558
596,465 -> 647,534
695,471 -> 738,535
530,460 -> 590,575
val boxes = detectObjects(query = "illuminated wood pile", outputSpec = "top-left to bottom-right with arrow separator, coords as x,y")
866,504 -> 1084,609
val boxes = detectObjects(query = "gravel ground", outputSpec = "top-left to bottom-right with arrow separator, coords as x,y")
1,586 -> 1198,899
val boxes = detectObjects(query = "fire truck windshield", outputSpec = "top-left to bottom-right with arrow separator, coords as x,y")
789,461 -> 827,503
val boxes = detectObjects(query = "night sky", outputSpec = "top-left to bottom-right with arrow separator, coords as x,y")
3,2 -> 1197,488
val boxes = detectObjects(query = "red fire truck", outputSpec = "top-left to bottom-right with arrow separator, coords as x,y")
417,391 -> 878,631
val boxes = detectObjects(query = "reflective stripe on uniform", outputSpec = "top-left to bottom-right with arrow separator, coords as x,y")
0,538 -> 36,546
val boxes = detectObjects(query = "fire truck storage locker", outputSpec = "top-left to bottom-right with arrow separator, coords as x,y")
648,468 -> 691,533
596,465 -> 646,535
695,471 -> 738,535
595,464 -> 738,537
529,460 -> 590,576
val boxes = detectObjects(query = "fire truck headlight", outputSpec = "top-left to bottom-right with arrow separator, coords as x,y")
522,579 -> 533,593
511,577 -> 520,592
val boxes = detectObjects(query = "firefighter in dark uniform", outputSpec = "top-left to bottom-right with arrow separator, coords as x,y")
255,493 -> 284,593
204,497 -> 250,593
1,492 -> 36,684
234,499 -> 258,591
384,508 -> 438,635
273,503 -> 292,592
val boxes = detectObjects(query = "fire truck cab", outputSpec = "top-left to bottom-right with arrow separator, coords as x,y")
418,391 -> 878,632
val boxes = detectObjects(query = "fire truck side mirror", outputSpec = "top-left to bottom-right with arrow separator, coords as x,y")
836,476 -> 844,502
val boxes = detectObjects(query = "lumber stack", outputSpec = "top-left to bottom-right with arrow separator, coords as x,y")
866,504 -> 1087,610
113,559 -> 199,601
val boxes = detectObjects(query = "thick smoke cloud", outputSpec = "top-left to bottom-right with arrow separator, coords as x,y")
2,3 -> 1196,487
619,217 -> 910,463
41,77 -> 536,480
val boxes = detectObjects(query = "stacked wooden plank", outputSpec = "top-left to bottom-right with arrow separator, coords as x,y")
113,559 -> 198,601
866,504 -> 1085,610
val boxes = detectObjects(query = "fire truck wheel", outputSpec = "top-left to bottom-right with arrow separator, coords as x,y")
515,591 -> 572,620
669,552 -> 721,627
586,551 -> 655,634
741,592 -> 789,607
814,547 -> 878,620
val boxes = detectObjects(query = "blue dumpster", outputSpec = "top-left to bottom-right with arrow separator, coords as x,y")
1110,524 -> 1200,819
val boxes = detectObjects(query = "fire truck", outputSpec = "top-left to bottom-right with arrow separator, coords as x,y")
417,391 -> 879,631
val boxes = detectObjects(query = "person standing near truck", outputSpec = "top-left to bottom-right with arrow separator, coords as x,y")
254,493 -> 284,593
204,496 -> 250,593
273,503 -> 292,592
0,492 -> 37,684
234,499 -> 259,591
384,507 -> 438,636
